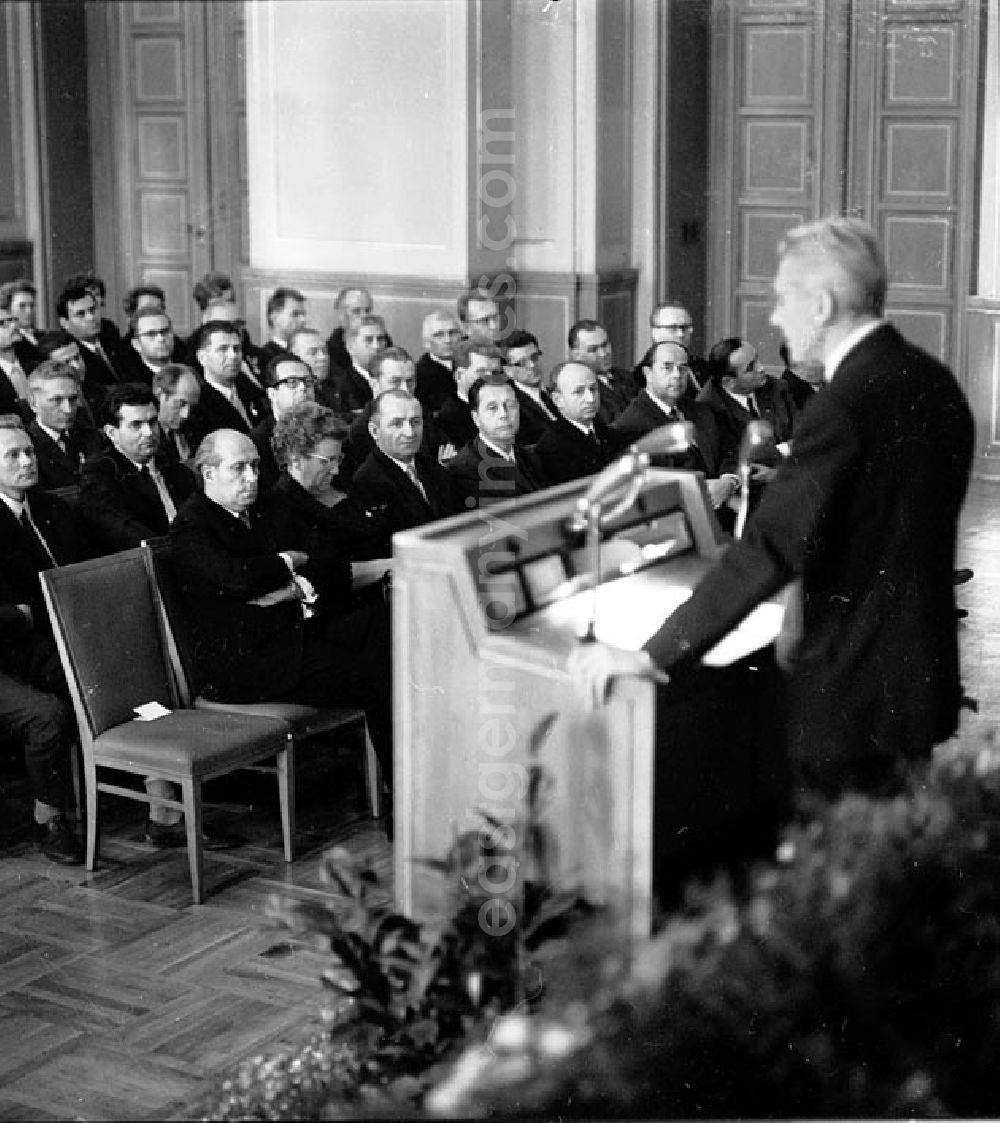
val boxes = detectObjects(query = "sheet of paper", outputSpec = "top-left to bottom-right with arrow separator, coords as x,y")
134,701 -> 172,721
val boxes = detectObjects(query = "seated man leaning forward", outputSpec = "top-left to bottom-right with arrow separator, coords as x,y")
168,428 -> 393,786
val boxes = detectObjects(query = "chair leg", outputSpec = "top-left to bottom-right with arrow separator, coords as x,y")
84,757 -> 99,872
276,738 -> 295,863
69,742 -> 82,822
180,778 -> 204,905
363,723 -> 384,819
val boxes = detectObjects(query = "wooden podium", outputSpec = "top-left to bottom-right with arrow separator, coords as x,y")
391,470 -> 783,947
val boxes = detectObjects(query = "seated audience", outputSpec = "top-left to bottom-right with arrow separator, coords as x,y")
1,279 -> 42,370
614,341 -> 739,521
779,341 -> 824,414
66,271 -> 123,360
446,377 -> 545,509
0,416 -> 86,863
341,347 -> 443,483
289,327 -> 339,412
351,390 -> 460,535
258,286 -> 307,368
188,320 -> 269,444
118,307 -> 177,385
169,428 -> 394,785
415,311 -> 463,416
27,360 -> 104,490
80,383 -> 195,553
634,300 -> 709,396
57,277 -> 123,390
569,319 -> 640,425
152,363 -> 201,466
503,329 -> 558,445
436,339 -> 505,452
330,314 -> 389,414
457,287 -> 504,345
0,295 -> 31,418
250,353 -> 317,490
269,402 -> 394,567
533,360 -> 628,484
190,271 -> 263,382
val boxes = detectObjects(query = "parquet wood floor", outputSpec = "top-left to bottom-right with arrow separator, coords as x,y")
0,477 -> 997,1121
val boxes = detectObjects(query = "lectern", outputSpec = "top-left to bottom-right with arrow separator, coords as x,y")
392,470 -> 784,946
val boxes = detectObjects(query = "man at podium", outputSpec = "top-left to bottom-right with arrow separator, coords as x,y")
570,217 -> 973,802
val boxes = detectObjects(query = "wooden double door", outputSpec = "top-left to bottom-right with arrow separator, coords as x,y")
708,0 -> 983,375
87,0 -> 248,337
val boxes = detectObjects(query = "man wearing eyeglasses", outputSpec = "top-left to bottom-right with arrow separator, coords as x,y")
250,354 -> 317,490
503,329 -> 558,446
457,289 -> 505,346
118,308 -> 176,386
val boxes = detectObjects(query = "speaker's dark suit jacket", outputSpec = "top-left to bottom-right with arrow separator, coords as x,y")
414,353 -> 454,417
189,374 -> 269,444
612,390 -> 726,476
169,491 -> 341,702
532,416 -> 628,485
351,448 -> 460,538
446,437 -> 546,509
79,444 -> 195,554
28,420 -> 105,491
782,369 -> 821,415
0,490 -> 88,625
645,324 -> 974,791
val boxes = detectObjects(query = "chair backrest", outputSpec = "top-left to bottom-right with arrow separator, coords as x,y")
141,537 -> 202,706
40,548 -> 181,739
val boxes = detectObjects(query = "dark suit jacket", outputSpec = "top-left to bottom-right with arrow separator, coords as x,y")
340,400 -> 444,485
532,416 -> 627,485
329,363 -> 374,415
612,390 -> 725,476
189,374 -> 269,444
645,324 -> 974,785
78,340 -> 122,387
0,368 -> 32,421
511,384 -> 557,447
351,448 -> 460,537
697,376 -> 797,471
168,491 -> 342,702
782,370 -> 821,414
270,472 -> 394,561
257,339 -> 291,371
13,336 -> 42,374
0,490 -> 88,625
28,420 -> 105,491
326,327 -> 392,375
595,367 -> 642,426
414,353 -> 455,416
446,437 -> 546,509
436,393 -> 477,450
79,444 -> 195,554
250,414 -> 280,492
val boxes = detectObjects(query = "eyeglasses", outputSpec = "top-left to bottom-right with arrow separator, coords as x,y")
273,375 -> 317,390
306,450 -> 343,465
654,322 -> 694,332
138,327 -> 172,338
507,353 -> 542,367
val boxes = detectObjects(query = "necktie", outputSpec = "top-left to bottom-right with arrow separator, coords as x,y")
20,508 -> 57,567
229,390 -> 250,427
145,463 -> 177,523
747,395 -> 760,419
94,341 -> 114,373
404,463 -> 428,502
6,360 -> 30,401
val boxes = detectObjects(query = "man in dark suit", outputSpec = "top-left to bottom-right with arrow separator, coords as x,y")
0,417 -> 86,863
79,383 -> 195,554
571,217 -> 975,802
436,339 -> 505,453
27,360 -> 105,490
569,319 -> 641,426
351,390 -> 460,537
533,361 -> 628,485
152,363 -> 201,467
326,286 -> 392,371
56,279 -> 123,398
188,320 -> 269,445
0,298 -> 32,419
329,315 -> 389,415
631,300 -> 710,398
116,307 -> 178,386
250,354 -> 316,491
257,287 -> 307,369
169,428 -> 393,781
415,311 -> 463,417
614,341 -> 739,514
1,279 -> 43,371
447,378 -> 546,509
503,330 -> 558,447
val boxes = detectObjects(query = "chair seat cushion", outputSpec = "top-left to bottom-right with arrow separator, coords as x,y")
194,697 -> 364,739
91,710 -> 288,779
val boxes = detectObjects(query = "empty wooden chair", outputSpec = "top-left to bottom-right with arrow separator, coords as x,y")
40,547 -> 296,903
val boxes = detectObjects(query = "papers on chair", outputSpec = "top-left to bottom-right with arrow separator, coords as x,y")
134,701 -> 172,721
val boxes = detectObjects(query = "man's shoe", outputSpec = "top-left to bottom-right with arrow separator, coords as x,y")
143,819 -> 243,851
954,567 -> 974,585
34,816 -> 83,866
